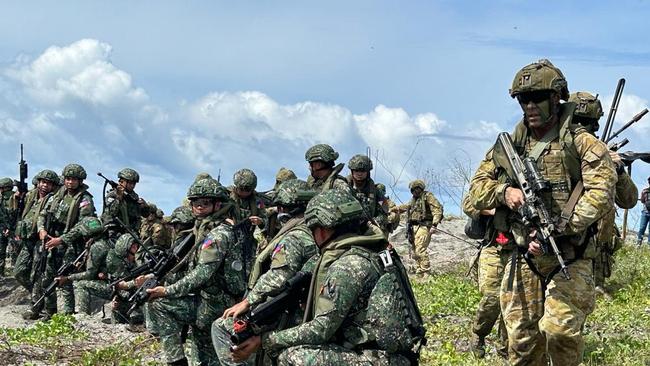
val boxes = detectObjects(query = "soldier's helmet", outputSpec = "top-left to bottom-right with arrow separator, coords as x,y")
569,92 -> 604,121
31,176 -> 38,186
36,169 -> 60,185
118,168 -> 140,183
375,183 -> 387,198
274,179 -> 316,208
169,206 -> 194,225
409,179 -> 426,191
305,144 -> 339,164
194,172 -> 213,183
115,233 -> 136,257
78,217 -> 104,238
187,178 -> 228,200
305,188 -> 365,229
348,154 -> 373,172
233,169 -> 258,191
275,167 -> 297,183
510,59 -> 569,101
62,163 -> 87,180
0,177 -> 14,189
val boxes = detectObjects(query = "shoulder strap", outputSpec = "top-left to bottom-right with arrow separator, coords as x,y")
528,123 -> 560,161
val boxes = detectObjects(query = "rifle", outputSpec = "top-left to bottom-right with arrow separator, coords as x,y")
97,172 -> 139,202
32,245 -> 89,312
493,132 -> 571,280
230,271 -> 311,345
114,216 -> 158,265
33,211 -> 55,279
107,255 -> 160,300
14,144 -> 28,221
126,232 -> 195,314
233,218 -> 255,284
605,109 -> 648,144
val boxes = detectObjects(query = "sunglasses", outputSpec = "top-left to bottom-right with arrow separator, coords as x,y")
191,199 -> 214,207
516,91 -> 551,104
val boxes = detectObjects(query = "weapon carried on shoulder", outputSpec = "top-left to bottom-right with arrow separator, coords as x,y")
126,232 -> 195,314
32,245 -> 89,312
230,271 -> 311,346
97,172 -> 140,202
14,144 -> 28,221
493,132 -> 571,280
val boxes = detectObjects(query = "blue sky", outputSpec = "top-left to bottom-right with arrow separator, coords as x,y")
1,1 -> 649,228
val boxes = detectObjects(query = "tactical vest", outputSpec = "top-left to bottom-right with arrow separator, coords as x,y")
47,185 -> 93,234
407,192 -> 435,224
346,176 -> 378,218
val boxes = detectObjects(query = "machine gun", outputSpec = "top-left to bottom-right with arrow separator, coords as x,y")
32,245 -> 89,312
14,144 -> 28,221
493,132 -> 571,280
126,232 -> 195,314
230,271 -> 311,345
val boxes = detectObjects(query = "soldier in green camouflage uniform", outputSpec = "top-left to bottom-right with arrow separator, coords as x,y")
304,144 -> 350,193
376,183 -> 400,234
228,189 -> 410,365
261,168 -> 298,242
147,178 -> 245,366
393,179 -> 443,274
0,177 -> 17,276
13,170 -> 59,295
230,168 -> 268,228
101,168 -> 145,238
212,179 -> 318,366
462,195 -> 509,358
466,60 -> 617,366
346,155 -> 387,229
36,163 -> 96,316
569,92 -> 638,291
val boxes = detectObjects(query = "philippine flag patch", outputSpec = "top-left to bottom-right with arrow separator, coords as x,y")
79,200 -> 90,208
271,244 -> 283,259
202,239 -> 213,250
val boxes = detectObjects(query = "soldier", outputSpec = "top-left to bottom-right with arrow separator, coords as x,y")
0,177 -> 17,276
392,179 -> 444,275
569,92 -> 638,291
212,179 -> 318,365
14,170 -> 59,294
140,203 -> 172,251
53,218 -> 137,323
165,206 -> 195,242
146,178 -> 244,366
37,163 -> 96,316
304,144 -> 350,193
230,169 -> 267,228
637,177 -> 650,246
375,183 -> 400,233
346,155 -> 387,228
466,59 -> 617,365
462,196 -> 509,358
228,189 -> 412,365
101,168 -> 145,238
261,168 -> 297,241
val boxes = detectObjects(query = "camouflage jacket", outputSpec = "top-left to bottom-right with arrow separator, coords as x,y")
16,189 -> 58,240
346,176 -> 387,225
37,185 -> 96,253
67,239 -> 110,282
229,190 -> 268,229
246,216 -> 318,306
594,171 -> 638,247
466,103 -> 616,259
101,189 -> 142,234
0,190 -> 17,231
306,164 -> 351,193
397,191 -> 443,226
262,225 -> 386,353
165,209 -> 242,309
139,215 -> 171,249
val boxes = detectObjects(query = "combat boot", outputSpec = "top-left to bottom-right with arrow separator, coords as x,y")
168,357 -> 188,366
471,334 -> 486,358
21,309 -> 41,320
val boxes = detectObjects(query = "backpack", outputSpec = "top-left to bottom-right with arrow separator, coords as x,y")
351,246 -> 427,362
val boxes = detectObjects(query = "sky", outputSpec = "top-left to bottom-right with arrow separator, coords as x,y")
1,1 -> 649,229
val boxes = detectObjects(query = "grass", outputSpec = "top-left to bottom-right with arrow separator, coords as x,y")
411,243 -> 650,365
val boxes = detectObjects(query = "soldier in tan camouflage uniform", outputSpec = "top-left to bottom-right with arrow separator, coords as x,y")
392,179 -> 443,275
569,92 -> 638,292
376,183 -> 400,233
304,144 -> 350,193
139,203 -> 171,251
466,59 -> 617,365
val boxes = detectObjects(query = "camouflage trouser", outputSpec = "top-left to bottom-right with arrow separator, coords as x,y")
73,280 -> 130,322
13,238 -> 35,291
148,295 -> 221,365
277,344 -> 410,366
500,254 -> 595,366
33,248 -> 66,314
211,317 -> 254,366
472,246 -> 508,348
0,234 -> 8,274
412,225 -> 431,273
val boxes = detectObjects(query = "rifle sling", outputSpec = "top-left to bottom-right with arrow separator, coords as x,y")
556,181 -> 583,234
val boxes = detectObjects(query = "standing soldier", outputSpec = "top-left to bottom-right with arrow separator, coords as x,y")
101,168 -> 145,238
230,168 -> 267,229
146,178 -> 244,366
569,92 -> 638,291
375,183 -> 400,234
37,163 -> 96,316
346,155 -> 387,228
14,170 -> 59,296
304,144 -> 350,192
637,177 -> 650,246
466,59 -> 616,365
0,177 -> 17,276
392,179 -> 444,275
